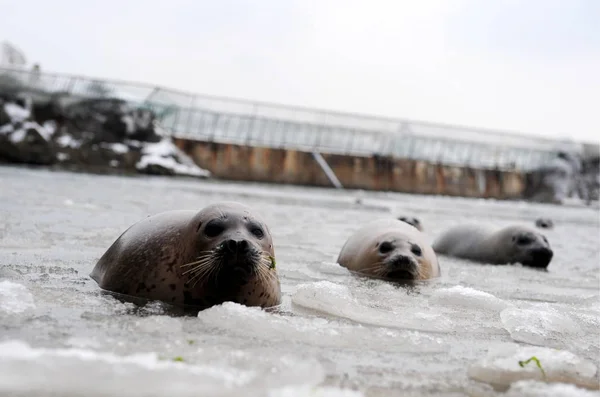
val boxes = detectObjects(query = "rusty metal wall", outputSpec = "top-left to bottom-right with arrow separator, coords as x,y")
174,138 -> 525,199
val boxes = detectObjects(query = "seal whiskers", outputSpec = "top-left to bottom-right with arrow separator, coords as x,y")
337,219 -> 441,282
90,202 -> 282,311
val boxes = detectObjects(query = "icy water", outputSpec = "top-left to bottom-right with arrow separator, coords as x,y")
0,166 -> 598,397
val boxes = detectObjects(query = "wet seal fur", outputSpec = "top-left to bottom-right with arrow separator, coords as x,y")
432,224 -> 553,269
337,218 -> 441,282
397,216 -> 423,231
90,202 -> 281,312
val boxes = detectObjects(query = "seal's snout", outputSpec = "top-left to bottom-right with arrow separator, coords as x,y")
388,254 -> 416,270
528,247 -> 553,268
385,254 -> 417,280
224,238 -> 250,254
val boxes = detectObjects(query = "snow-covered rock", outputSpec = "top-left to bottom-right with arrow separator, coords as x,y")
0,91 -> 210,178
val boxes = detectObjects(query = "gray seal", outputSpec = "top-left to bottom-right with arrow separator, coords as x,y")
90,201 -> 281,311
432,224 -> 553,268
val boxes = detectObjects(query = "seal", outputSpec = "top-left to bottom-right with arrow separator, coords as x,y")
337,218 -> 440,281
90,201 -> 281,311
397,216 -> 423,231
535,218 -> 554,229
432,224 -> 553,268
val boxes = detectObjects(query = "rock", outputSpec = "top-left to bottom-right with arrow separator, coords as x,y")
0,87 -> 210,178
136,138 -> 210,178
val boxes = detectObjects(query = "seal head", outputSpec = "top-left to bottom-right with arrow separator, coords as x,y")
397,216 -> 423,231
534,218 -> 554,229
432,224 -> 554,269
507,228 -> 553,268
90,202 -> 281,312
337,219 -> 440,282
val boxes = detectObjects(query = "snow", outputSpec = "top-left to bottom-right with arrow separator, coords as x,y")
100,142 -> 129,154
136,138 -> 211,177
3,102 -> 30,123
8,128 -> 26,143
57,133 -> 82,148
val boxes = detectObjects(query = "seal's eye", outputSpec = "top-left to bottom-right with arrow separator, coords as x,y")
411,244 -> 422,256
204,221 -> 224,238
379,241 -> 393,254
250,226 -> 264,238
515,235 -> 532,245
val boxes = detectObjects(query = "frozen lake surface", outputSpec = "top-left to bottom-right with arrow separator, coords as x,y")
0,166 -> 598,397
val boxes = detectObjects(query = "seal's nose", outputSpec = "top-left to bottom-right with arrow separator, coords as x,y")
529,247 -> 553,268
224,239 -> 250,254
388,255 -> 416,271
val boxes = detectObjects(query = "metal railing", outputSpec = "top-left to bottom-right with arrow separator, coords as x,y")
0,66 -> 578,171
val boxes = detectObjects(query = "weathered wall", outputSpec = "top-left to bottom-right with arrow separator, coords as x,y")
173,138 -> 525,199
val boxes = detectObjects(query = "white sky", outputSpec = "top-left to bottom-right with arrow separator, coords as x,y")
2,0 -> 599,144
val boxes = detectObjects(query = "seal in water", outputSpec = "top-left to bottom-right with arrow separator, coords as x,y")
397,216 -> 423,231
535,218 -> 554,229
90,202 -> 281,311
432,224 -> 553,268
337,218 -> 441,281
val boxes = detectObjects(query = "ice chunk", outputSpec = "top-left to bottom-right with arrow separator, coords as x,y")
292,280 -> 453,333
468,342 -> 598,391
0,340 -> 328,396
0,280 -> 35,314
3,103 -> 30,123
429,285 -> 512,311
504,380 -> 600,397
197,301 -> 446,353
269,386 -> 364,397
0,340 -> 254,396
500,307 -> 582,346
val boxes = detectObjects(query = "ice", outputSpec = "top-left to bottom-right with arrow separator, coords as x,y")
0,280 -> 35,314
500,306 -> 582,346
0,340 -> 331,397
136,138 -> 211,177
468,342 -> 598,391
269,386 -> 364,397
196,301 -> 447,353
429,285 -> 512,311
291,280 -> 454,333
504,380 -> 600,397
3,102 -> 30,123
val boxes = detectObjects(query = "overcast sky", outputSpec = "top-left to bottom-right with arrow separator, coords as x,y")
2,0 -> 599,143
